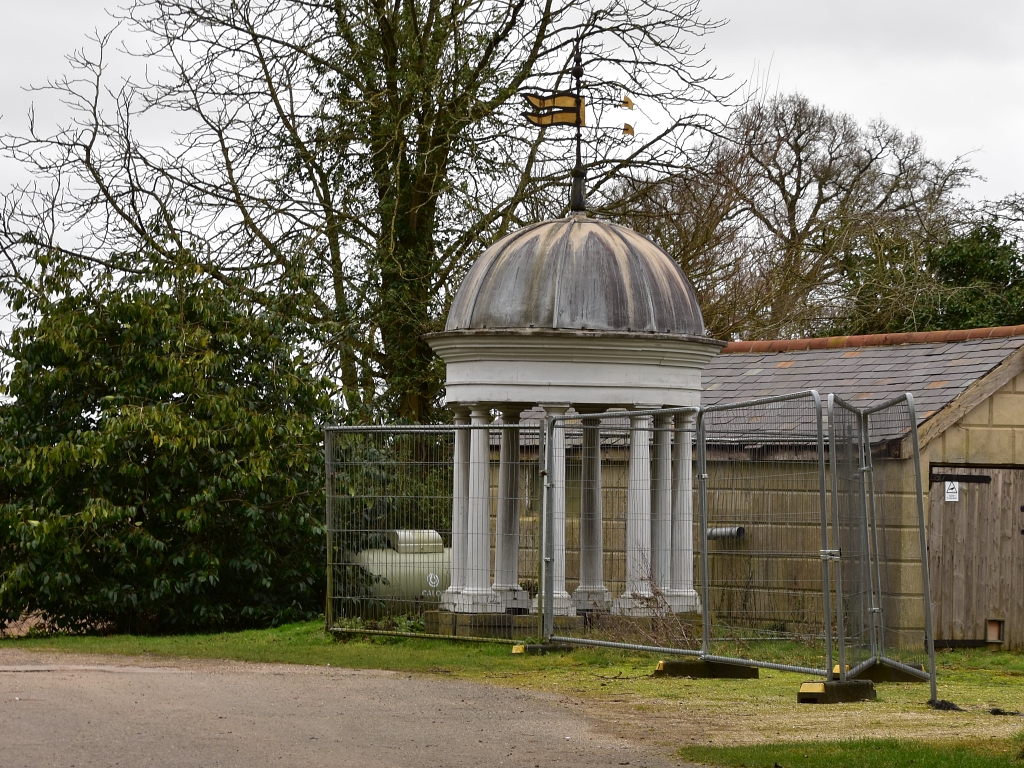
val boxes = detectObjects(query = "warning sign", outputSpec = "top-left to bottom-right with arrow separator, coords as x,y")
945,481 -> 959,502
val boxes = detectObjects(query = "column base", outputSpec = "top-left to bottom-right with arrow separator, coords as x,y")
531,591 -> 577,616
454,588 -> 505,614
493,585 -> 532,613
573,586 -> 612,612
440,588 -> 461,612
662,589 -> 701,614
611,591 -> 665,617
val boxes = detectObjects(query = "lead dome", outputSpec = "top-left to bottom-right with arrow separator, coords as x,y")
446,216 -> 706,337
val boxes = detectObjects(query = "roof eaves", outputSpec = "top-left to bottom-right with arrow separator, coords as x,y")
723,325 -> 1024,354
911,343 -> 1024,452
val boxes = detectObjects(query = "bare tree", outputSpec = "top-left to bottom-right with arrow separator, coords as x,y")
618,93 -> 974,339
0,0 -> 730,420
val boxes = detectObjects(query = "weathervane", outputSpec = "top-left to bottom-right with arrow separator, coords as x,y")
523,40 -> 635,214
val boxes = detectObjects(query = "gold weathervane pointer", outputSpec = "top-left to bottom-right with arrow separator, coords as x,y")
522,91 -> 586,127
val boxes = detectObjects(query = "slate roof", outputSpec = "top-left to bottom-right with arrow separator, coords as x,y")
702,332 -> 1024,424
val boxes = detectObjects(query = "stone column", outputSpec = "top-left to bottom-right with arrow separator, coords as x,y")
666,412 -> 700,612
441,406 -> 470,611
613,412 -> 654,615
542,403 -> 575,616
456,406 -> 502,613
493,407 -> 530,612
650,412 -> 672,611
574,416 -> 611,611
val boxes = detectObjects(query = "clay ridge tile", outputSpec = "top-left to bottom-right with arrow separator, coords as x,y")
720,324 -> 1024,354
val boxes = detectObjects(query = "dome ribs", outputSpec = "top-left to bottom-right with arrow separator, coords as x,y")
445,217 -> 707,337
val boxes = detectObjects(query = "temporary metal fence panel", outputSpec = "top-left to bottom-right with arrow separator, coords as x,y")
325,421 -> 543,641
856,393 -> 937,700
698,392 -> 833,677
323,392 -> 935,693
544,408 -> 704,654
827,395 -> 875,680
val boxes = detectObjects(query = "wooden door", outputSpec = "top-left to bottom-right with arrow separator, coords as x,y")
928,467 -> 1024,647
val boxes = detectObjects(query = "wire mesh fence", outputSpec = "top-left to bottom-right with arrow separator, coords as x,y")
324,391 -> 935,692
546,408 -> 704,652
325,420 -> 543,640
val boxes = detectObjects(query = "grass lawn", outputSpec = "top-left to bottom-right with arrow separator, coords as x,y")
4,622 -> 1024,767
679,737 -> 1024,767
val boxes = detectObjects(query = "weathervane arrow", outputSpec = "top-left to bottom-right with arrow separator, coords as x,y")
522,91 -> 586,126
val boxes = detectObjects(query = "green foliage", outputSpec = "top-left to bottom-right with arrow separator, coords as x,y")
923,223 -> 1024,330
0,269 -> 335,633
832,221 -> 1024,335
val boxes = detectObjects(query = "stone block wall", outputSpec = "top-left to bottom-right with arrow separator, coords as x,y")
929,373 -> 1024,465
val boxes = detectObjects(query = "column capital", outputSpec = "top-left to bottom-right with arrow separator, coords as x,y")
675,410 -> 697,426
653,412 -> 673,427
468,405 -> 493,422
499,405 -> 527,424
540,402 -> 571,417
629,412 -> 653,427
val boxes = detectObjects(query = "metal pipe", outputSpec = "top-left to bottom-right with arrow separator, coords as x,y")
847,657 -> 876,679
706,527 -> 744,540
700,654 -> 828,678
697,411 -> 711,656
879,656 -> 931,682
330,628 -> 517,645
324,428 -> 335,631
549,635 -> 702,657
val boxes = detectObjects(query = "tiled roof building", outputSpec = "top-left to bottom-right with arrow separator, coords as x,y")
705,325 -> 1024,648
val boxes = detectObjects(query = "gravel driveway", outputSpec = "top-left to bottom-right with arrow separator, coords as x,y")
0,649 -> 688,768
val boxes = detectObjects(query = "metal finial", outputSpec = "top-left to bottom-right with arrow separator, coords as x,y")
569,43 -> 586,213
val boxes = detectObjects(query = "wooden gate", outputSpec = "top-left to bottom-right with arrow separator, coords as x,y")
928,466 -> 1024,648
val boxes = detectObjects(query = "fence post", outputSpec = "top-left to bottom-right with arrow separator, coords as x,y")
696,410 -> 711,657
811,392 -> 835,682
324,428 -> 334,631
861,411 -> 887,661
854,411 -> 878,660
541,416 -> 555,639
827,396 -> 848,683
904,393 -> 938,702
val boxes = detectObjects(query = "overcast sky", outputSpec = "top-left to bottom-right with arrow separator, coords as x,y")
0,0 -> 1021,201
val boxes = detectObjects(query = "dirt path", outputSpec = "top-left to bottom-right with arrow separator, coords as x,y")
0,649 -> 690,768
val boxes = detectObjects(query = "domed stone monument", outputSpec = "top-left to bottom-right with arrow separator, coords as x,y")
431,214 -> 717,408
426,212 -> 724,617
